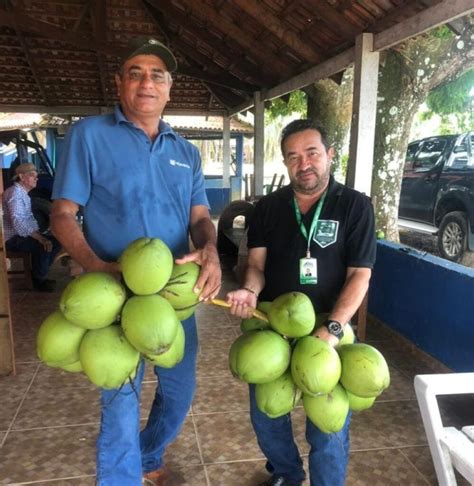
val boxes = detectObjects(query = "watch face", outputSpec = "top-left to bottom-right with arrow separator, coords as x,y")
327,321 -> 343,337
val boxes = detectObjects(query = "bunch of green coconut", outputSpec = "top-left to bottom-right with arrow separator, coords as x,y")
229,292 -> 390,433
36,238 -> 202,389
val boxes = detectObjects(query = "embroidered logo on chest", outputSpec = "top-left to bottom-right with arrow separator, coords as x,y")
169,159 -> 191,169
313,220 -> 339,248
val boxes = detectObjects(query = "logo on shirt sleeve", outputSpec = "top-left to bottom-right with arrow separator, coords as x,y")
313,220 -> 339,248
169,159 -> 191,169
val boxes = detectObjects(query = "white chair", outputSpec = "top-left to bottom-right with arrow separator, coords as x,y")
414,373 -> 474,485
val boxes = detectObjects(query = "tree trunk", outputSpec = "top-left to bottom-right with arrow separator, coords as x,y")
306,68 -> 353,174
372,20 -> 474,240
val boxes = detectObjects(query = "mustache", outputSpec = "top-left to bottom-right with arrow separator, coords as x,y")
296,168 -> 317,177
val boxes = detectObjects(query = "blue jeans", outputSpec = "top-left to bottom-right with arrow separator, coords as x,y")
6,234 -> 61,281
249,385 -> 351,486
96,317 -> 198,486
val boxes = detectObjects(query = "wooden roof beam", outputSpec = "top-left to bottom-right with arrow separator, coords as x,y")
305,0 -> 361,39
141,1 -> 258,93
143,0 -> 274,87
232,0 -> 323,64
73,1 -> 91,32
4,2 -> 50,105
177,0 -> 293,79
230,0 -> 473,116
374,0 -> 474,50
92,0 -> 110,105
178,66 -> 257,93
0,7 -> 119,57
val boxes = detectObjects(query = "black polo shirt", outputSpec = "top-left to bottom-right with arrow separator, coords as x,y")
247,176 -> 376,314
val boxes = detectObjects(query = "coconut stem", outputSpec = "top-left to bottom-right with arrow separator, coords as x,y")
210,298 -> 269,323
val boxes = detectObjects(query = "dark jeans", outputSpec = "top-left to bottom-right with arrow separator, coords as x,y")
5,234 -> 61,281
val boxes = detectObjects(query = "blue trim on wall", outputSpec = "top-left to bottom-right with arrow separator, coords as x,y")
368,240 -> 474,372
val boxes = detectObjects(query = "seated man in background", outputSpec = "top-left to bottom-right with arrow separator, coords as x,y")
2,162 -> 61,292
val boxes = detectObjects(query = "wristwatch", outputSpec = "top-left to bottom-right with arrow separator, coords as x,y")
325,320 -> 344,340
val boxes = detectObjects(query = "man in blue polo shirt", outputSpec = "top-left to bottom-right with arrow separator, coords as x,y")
51,37 -> 221,486
226,119 -> 376,486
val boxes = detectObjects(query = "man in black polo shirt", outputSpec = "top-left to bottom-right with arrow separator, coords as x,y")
226,119 -> 376,486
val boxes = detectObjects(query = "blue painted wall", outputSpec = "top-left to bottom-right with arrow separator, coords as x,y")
368,240 -> 474,372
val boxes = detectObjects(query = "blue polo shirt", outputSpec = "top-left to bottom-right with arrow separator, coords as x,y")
52,105 -> 209,261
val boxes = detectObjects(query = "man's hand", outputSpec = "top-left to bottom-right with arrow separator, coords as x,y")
40,238 -> 53,252
175,243 -> 221,301
313,325 -> 339,347
226,288 -> 257,318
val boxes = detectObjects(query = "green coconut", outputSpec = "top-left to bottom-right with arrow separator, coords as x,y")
146,321 -> 185,368
59,272 -> 126,329
79,325 -> 140,389
336,323 -> 356,347
60,360 -> 83,373
229,330 -> 291,384
291,336 -> 341,395
120,237 -> 173,295
346,389 -> 377,411
240,301 -> 272,333
255,370 -> 302,418
268,292 -> 315,338
37,310 -> 87,367
303,383 -> 350,434
121,294 -> 179,355
338,343 -> 390,398
159,261 -> 200,320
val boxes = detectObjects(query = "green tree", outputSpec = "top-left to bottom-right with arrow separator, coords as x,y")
422,69 -> 474,131
372,20 -> 473,240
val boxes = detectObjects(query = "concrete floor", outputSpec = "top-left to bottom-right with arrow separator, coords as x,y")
0,258 -> 471,485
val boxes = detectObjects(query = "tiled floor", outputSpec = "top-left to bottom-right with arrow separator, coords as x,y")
1,258 -> 472,485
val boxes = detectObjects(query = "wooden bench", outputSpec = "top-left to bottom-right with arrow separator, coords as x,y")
6,250 -> 33,289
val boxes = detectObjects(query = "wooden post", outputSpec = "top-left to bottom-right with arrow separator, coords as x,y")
346,33 -> 380,197
222,115 -> 231,189
253,91 -> 265,197
0,176 -> 16,376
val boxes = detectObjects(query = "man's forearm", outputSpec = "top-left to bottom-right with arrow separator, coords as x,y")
243,264 -> 265,297
329,267 -> 371,326
190,217 -> 217,250
51,212 -> 106,272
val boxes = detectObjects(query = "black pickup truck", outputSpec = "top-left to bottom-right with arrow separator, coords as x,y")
398,132 -> 474,262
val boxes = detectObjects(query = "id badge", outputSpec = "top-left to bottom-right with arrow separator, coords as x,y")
300,258 -> 317,284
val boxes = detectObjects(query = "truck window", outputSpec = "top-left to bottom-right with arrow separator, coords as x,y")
413,139 -> 446,169
405,142 -> 420,167
445,134 -> 474,170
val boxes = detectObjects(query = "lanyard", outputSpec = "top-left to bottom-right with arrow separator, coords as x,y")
293,190 -> 327,258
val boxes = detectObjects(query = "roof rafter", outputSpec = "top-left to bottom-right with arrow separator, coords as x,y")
91,0 -> 110,105
4,1 -> 50,105
177,0 -> 293,80
0,7 -> 119,57
232,0 -> 323,64
143,0 -> 274,87
141,0 -> 257,93
305,0 -> 361,39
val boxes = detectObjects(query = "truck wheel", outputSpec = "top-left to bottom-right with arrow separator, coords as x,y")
438,211 -> 467,262
217,200 -> 254,256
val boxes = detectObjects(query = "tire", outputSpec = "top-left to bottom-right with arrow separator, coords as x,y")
31,197 -> 52,233
437,211 -> 467,262
217,200 -> 254,256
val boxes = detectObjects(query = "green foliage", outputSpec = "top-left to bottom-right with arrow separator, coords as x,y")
427,69 -> 474,115
430,24 -> 454,40
266,91 -> 307,121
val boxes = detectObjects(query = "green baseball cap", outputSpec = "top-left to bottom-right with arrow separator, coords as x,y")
121,36 -> 178,72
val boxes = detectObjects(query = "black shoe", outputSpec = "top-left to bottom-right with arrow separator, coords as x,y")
33,278 -> 56,292
259,476 -> 301,486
